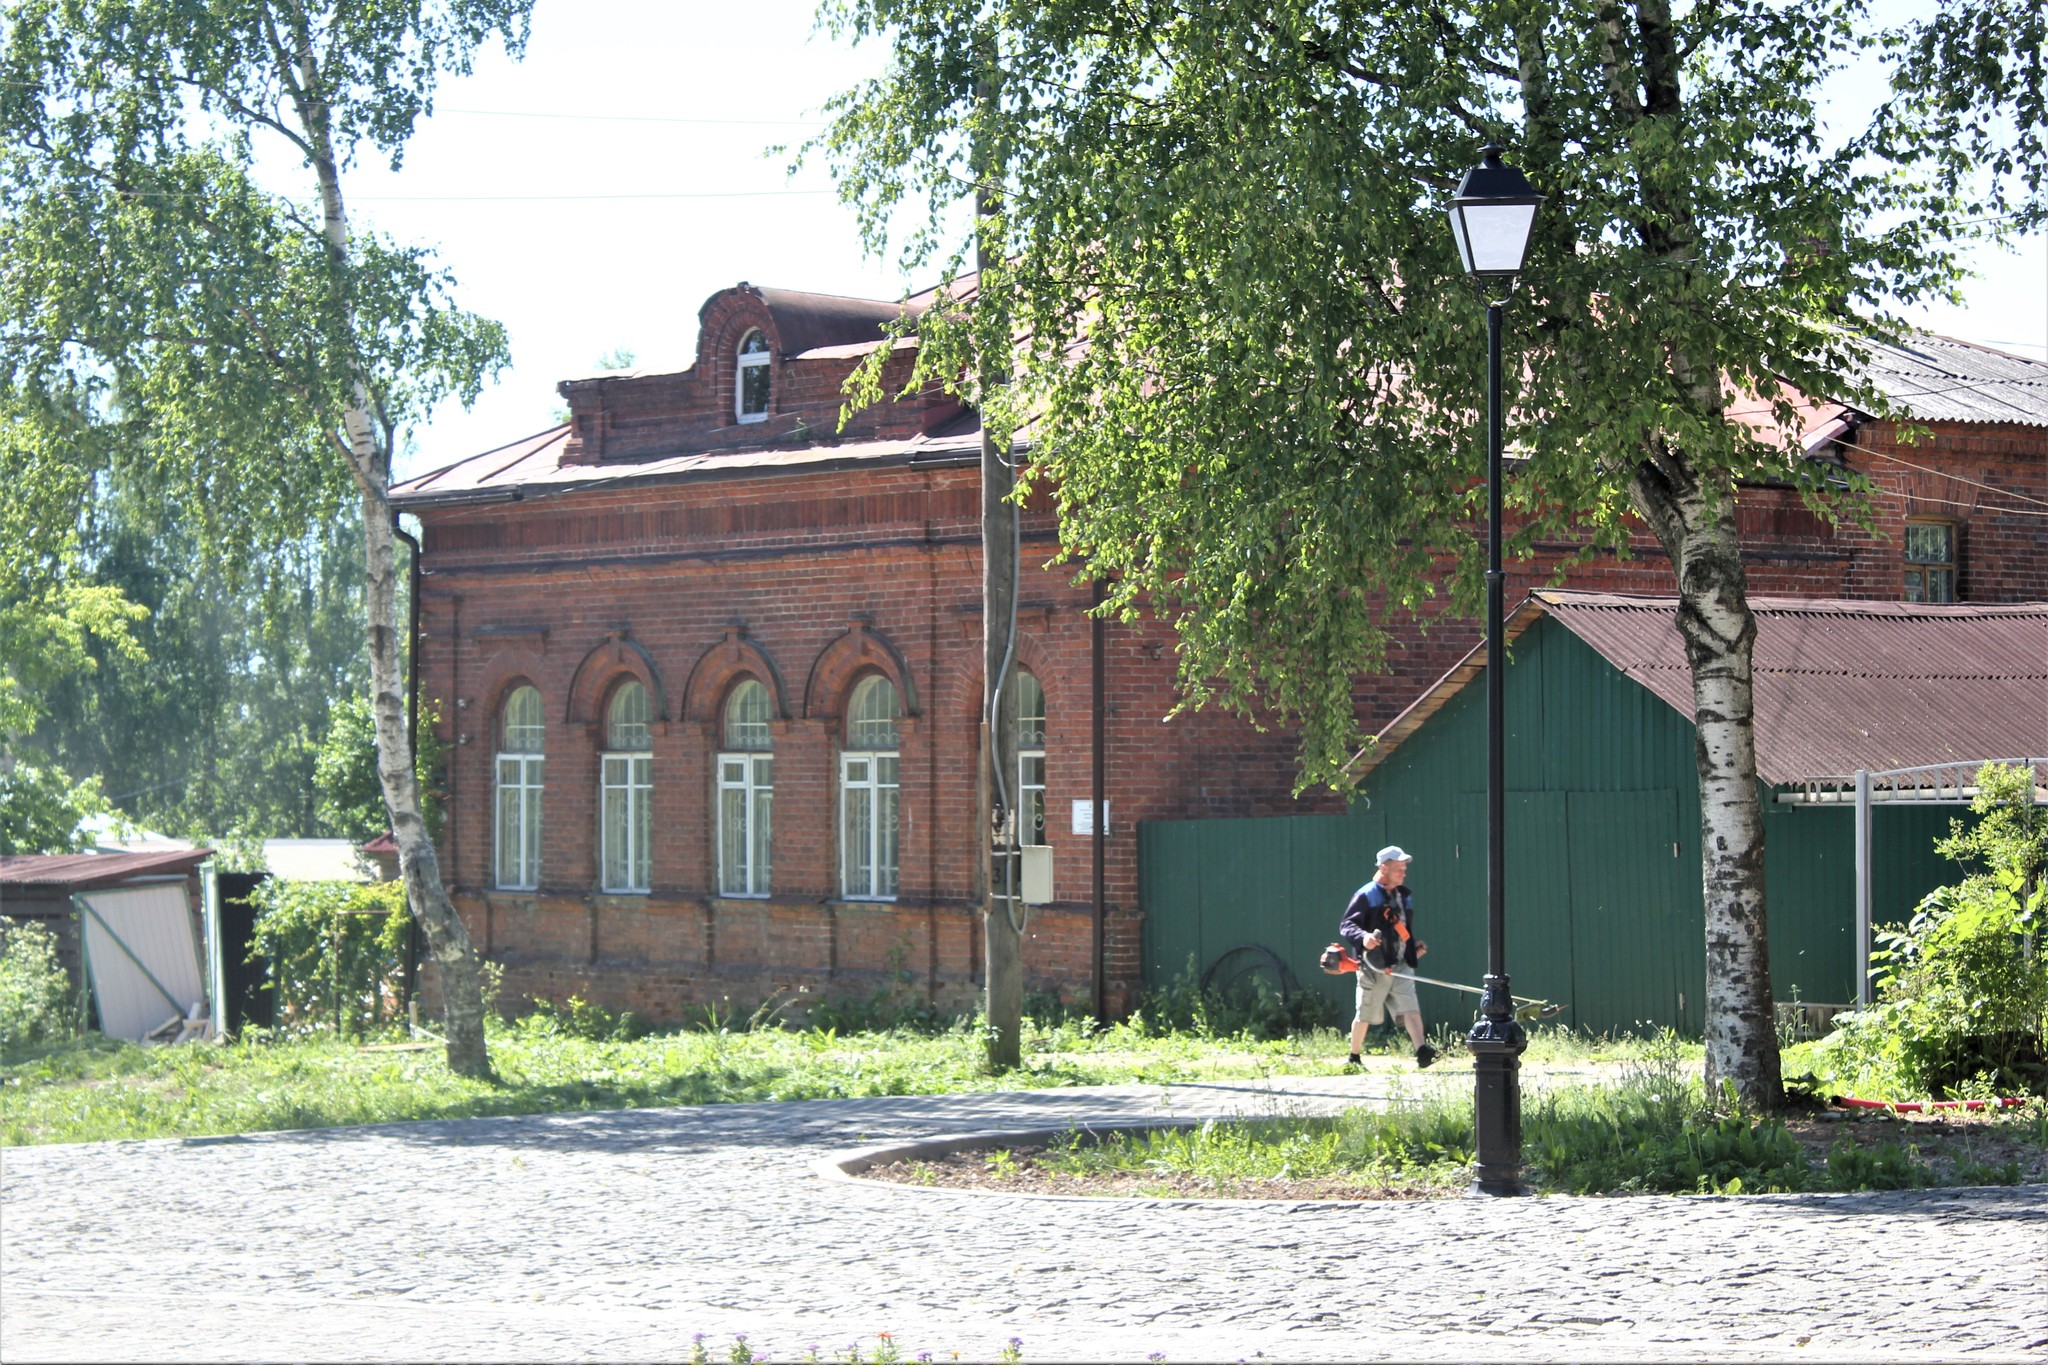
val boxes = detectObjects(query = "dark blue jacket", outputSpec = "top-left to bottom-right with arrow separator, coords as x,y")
1339,881 -> 1417,970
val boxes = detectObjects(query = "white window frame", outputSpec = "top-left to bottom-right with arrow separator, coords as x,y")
735,329 -> 770,424
1018,673 -> 1046,847
599,681 -> 654,894
717,751 -> 773,899
600,753 -> 653,894
839,749 -> 899,901
494,752 -> 544,890
494,686 -> 545,891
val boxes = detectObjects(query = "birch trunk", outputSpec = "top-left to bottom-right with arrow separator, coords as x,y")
1632,454 -> 1782,1108
1597,0 -> 1781,1110
282,17 -> 493,1078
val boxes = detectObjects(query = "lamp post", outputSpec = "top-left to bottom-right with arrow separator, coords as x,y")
1447,143 -> 1543,1196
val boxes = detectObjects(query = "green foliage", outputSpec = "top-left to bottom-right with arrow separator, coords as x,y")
515,994 -> 651,1043
1877,0 -> 2048,225
0,916 -> 77,1057
313,691 -> 447,843
0,760 -> 108,854
32,478 -> 367,842
247,878 -> 411,1040
1806,764 -> 2048,1099
813,0 -> 2000,790
1134,958 -> 1339,1041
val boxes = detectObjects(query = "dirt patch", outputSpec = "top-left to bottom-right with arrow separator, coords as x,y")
858,1108 -> 2048,1200
1777,1107 -> 2048,1183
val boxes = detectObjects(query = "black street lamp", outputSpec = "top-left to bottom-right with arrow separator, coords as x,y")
1449,143 -> 1543,1196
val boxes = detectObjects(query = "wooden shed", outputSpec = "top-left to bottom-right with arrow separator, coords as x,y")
1138,592 -> 2048,1036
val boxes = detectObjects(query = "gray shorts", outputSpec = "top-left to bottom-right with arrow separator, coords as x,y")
1355,965 -> 1420,1025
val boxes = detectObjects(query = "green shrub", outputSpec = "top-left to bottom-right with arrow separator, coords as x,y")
249,879 -> 411,1038
1808,763 -> 2048,1100
515,994 -> 651,1042
0,916 -> 78,1056
1135,958 -> 1337,1041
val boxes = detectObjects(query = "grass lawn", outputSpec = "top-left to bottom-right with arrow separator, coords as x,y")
869,1044 -> 2048,1199
1,1015 -> 1649,1147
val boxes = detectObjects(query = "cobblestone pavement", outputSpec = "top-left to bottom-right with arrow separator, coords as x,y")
4,1066 -> 2044,1363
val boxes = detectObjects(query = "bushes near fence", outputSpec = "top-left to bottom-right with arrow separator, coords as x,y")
249,880 -> 411,1038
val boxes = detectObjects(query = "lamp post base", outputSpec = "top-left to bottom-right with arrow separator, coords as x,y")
1468,976 -> 1528,1196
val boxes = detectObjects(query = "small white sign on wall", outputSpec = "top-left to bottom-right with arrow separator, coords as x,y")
1070,799 -> 1110,837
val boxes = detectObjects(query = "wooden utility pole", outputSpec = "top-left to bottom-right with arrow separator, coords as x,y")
977,46 -> 1023,1072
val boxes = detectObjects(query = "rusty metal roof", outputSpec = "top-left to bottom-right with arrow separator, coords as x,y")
1359,591 -> 2048,787
0,849 -> 214,890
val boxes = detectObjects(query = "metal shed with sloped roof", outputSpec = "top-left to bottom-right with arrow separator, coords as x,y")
1137,592 -> 2048,1036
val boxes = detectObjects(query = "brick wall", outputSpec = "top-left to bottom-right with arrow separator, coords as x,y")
407,283 -> 2047,1025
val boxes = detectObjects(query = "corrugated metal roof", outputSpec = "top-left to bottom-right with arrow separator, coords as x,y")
391,423 -> 986,507
0,849 -> 214,890
1536,591 -> 2048,784
751,286 -> 922,357
1852,334 -> 2048,428
1358,591 -> 2048,786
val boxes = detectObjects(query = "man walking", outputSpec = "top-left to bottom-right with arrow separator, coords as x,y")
1340,845 -> 1437,1069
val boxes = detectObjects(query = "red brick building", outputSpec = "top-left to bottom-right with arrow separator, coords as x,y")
393,285 -> 2048,1024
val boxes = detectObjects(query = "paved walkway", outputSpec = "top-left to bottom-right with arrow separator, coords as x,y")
3,1066 -> 2044,1362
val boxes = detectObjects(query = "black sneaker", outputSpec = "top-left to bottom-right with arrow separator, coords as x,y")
1344,1054 -> 1363,1070
1415,1043 -> 1440,1069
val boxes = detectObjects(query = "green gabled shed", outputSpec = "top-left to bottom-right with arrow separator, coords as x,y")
1138,591 -> 2048,1036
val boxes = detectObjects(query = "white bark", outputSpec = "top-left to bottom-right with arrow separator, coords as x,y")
281,18 -> 493,1077
1633,453 -> 1782,1108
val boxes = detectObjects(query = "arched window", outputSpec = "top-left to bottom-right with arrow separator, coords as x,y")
717,679 -> 773,897
1016,671 -> 1046,847
735,329 -> 770,423
494,685 -> 544,890
600,680 -> 653,893
840,674 -> 900,899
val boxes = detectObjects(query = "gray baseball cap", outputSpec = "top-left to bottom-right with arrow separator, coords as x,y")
1375,845 -> 1412,865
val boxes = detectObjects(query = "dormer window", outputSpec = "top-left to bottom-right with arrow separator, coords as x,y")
736,330 -> 770,423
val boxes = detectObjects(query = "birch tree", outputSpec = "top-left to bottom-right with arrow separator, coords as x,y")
817,0 -> 2006,1106
0,0 -> 530,1076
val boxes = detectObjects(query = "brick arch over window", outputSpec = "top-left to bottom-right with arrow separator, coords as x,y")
680,627 -> 792,725
803,619 -> 919,722
564,632 -> 670,731
471,651 -> 550,739
933,625 -> 1056,723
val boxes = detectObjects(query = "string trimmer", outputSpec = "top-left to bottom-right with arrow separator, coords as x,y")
1318,944 -> 1567,1022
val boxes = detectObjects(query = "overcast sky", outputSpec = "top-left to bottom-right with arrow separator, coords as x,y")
297,0 -> 2048,480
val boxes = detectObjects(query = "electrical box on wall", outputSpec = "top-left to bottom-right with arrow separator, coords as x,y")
1020,845 -> 1054,905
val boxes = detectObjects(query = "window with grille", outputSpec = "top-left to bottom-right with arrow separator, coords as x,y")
718,679 -> 773,897
600,680 -> 653,893
736,329 -> 770,423
1017,671 -> 1046,847
841,675 -> 900,899
1903,520 -> 1957,603
494,685 -> 544,890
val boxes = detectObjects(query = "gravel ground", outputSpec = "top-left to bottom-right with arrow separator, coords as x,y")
3,1066 -> 2044,1363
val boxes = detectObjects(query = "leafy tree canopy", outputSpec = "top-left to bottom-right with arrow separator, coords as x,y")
816,0 -> 2013,788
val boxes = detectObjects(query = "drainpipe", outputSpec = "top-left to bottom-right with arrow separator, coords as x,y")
1092,576 -> 1107,1026
393,515 -> 423,1010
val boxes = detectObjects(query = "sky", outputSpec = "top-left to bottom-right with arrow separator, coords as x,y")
292,0 -> 2048,481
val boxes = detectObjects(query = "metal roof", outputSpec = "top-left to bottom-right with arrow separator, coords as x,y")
390,423 -> 986,508
1360,591 -> 2048,787
0,849 -> 214,891
1850,334 -> 2048,428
